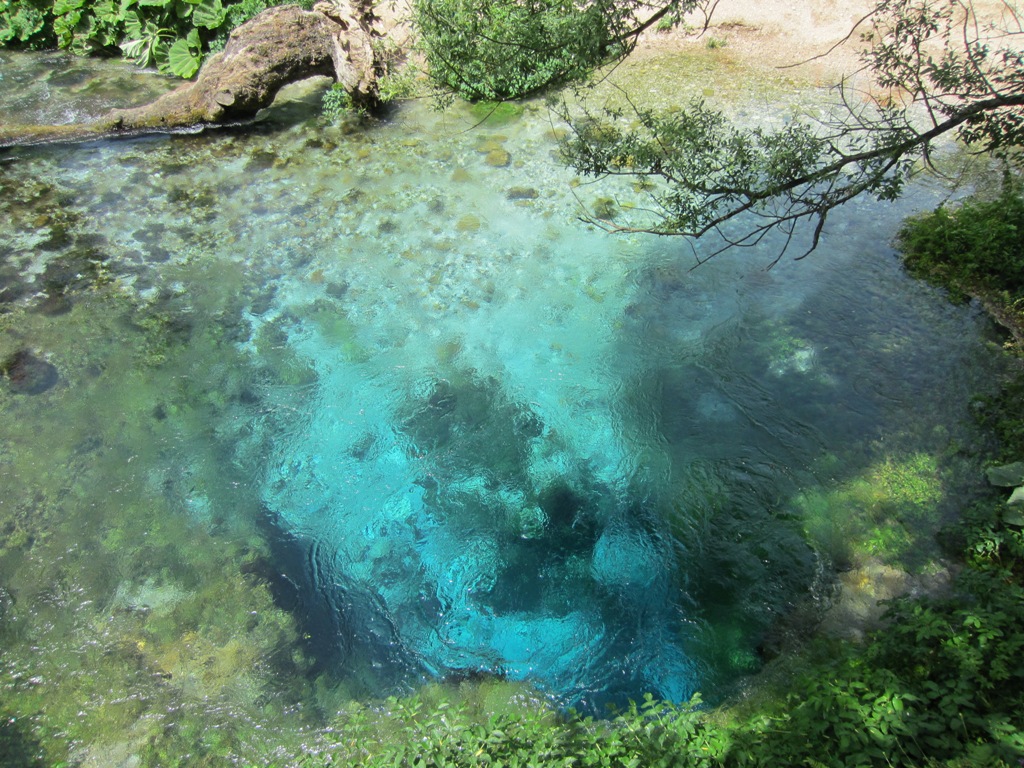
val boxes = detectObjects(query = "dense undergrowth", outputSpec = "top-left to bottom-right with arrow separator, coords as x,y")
900,174 -> 1024,352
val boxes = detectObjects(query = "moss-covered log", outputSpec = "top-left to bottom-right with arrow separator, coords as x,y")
0,0 -> 381,148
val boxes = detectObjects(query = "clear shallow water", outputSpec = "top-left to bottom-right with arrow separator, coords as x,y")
0,49 -> 1008,759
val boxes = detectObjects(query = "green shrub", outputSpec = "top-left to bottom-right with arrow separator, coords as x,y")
412,0 -> 616,101
900,176 -> 1024,295
296,692 -> 728,768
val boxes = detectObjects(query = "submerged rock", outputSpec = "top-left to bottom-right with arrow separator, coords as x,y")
485,149 -> 512,168
506,186 -> 539,201
456,214 -> 482,232
1,349 -> 59,395
33,293 -> 73,316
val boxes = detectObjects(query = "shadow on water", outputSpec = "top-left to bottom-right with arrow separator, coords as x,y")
607,232 -> 1008,695
0,712 -> 46,768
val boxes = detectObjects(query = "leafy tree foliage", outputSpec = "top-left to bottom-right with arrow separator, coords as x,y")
557,0 -> 1024,262
412,0 -> 703,101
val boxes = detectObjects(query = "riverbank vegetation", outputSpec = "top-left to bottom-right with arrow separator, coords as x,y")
0,0 -> 285,77
901,174 -> 1024,353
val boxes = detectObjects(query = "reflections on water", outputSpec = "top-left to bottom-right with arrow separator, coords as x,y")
0,50 -> 1006,758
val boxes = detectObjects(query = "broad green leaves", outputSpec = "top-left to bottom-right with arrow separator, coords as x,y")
192,0 -> 225,29
987,462 -> 1024,487
166,26 -> 200,76
121,10 -> 172,65
0,0 -> 50,45
1,0 -> 255,77
117,0 -> 223,71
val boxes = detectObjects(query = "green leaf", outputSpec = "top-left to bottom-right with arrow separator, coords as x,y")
93,0 -> 124,25
53,0 -> 86,16
192,0 -> 225,29
120,36 -> 152,64
0,4 -> 48,44
987,461 -> 1024,486
122,9 -> 143,37
1006,489 -> 1024,519
167,37 -> 201,77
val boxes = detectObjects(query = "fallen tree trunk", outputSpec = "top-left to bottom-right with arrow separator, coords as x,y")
0,0 -> 382,148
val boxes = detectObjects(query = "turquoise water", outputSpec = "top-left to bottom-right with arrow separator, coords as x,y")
0,49 -> 1008,758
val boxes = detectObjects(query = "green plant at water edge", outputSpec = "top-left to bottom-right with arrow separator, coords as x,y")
899,174 -> 1024,300
721,490 -> 1024,767
165,26 -> 202,77
371,34 -> 423,104
985,460 -> 1024,526
0,0 -> 53,46
321,81 -> 369,123
300,692 -> 727,768
0,0 -> 275,76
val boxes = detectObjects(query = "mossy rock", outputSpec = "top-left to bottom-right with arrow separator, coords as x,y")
475,138 -> 504,153
506,186 -> 539,201
0,349 -> 59,395
485,149 -> 511,168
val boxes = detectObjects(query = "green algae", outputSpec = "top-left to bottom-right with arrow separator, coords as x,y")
582,43 -> 810,117
795,452 -> 946,571
468,101 -> 526,126
305,298 -> 372,363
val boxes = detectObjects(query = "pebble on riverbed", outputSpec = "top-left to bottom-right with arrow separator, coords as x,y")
1,349 -> 59,395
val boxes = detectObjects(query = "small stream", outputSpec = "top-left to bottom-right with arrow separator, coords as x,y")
0,49 -> 1008,762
